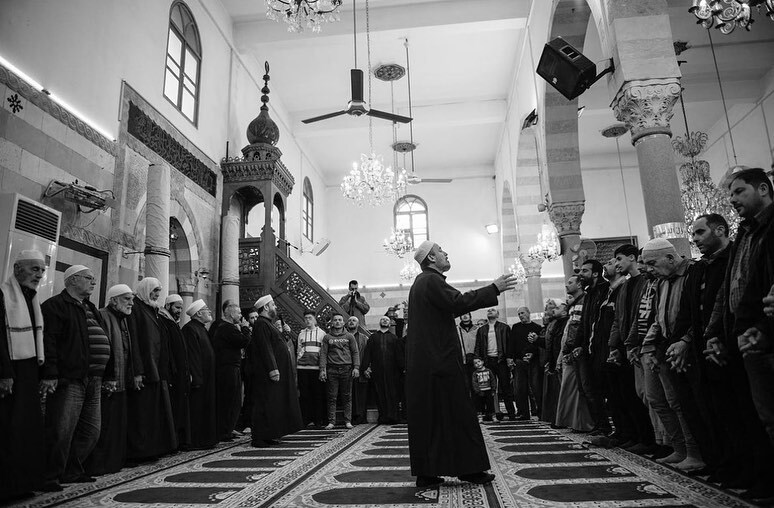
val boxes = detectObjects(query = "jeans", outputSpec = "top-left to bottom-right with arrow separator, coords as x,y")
642,359 -> 699,457
486,357 -> 515,416
326,365 -> 353,424
298,369 -> 327,426
634,362 -> 665,444
744,352 -> 774,447
44,376 -> 102,482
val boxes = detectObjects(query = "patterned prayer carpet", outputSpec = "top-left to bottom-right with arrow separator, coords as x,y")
6,420 -> 753,508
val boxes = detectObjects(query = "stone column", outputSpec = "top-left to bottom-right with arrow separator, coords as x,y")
221,214 -> 240,305
178,277 -> 196,326
521,255 -> 544,314
548,201 -> 585,278
612,78 -> 690,257
144,164 -> 171,300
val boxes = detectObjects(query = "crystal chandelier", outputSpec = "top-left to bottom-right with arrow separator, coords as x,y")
672,131 -> 739,237
508,257 -> 527,285
689,0 -> 773,33
266,0 -> 342,33
341,153 -> 407,207
383,228 -> 413,258
400,259 -> 421,281
527,223 -> 560,263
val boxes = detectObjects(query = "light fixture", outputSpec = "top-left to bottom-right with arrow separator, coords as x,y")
340,0 -> 406,206
689,0 -> 773,33
169,219 -> 179,246
577,105 -> 586,118
601,123 -> 633,239
265,0 -> 342,33
508,257 -> 527,285
383,228 -> 413,258
400,259 -> 421,281
527,222 -> 560,263
485,224 -> 499,235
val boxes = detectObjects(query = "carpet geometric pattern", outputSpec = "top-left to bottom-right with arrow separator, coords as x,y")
7,420 -> 753,508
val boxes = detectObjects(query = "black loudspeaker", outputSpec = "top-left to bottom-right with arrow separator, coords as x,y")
537,36 -> 597,101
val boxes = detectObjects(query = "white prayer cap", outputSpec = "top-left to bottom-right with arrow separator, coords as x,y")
63,264 -> 89,280
254,295 -> 273,310
106,284 -> 133,300
165,294 -> 183,305
641,238 -> 676,261
413,240 -> 435,264
186,299 -> 207,316
15,250 -> 45,263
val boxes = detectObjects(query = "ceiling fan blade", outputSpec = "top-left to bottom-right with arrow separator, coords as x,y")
351,69 -> 364,102
301,110 -> 348,124
417,178 -> 453,184
367,109 -> 412,123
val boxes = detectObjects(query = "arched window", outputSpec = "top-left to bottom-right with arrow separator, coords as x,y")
394,195 -> 428,246
163,1 -> 201,124
302,177 -> 314,241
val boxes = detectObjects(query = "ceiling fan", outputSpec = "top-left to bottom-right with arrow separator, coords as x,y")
301,0 -> 412,125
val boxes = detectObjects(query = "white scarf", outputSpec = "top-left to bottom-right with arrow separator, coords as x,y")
1,276 -> 44,364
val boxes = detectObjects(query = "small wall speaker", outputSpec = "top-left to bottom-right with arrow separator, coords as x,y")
537,36 -> 597,101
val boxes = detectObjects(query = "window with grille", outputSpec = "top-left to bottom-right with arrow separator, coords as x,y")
163,2 -> 201,124
394,195 -> 428,246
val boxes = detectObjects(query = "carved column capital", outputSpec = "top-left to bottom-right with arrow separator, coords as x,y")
178,278 -> 196,297
520,255 -> 543,279
548,201 -> 585,237
611,78 -> 681,144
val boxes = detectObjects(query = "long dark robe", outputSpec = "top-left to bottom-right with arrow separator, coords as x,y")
213,322 -> 250,440
362,330 -> 402,424
0,289 -> 44,500
183,319 -> 217,449
126,300 -> 177,459
406,268 -> 499,477
160,312 -> 191,448
85,306 -> 134,475
248,316 -> 302,441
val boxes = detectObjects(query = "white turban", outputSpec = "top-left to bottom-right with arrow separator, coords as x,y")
63,264 -> 89,280
106,284 -> 133,300
413,240 -> 435,264
165,294 -> 183,305
186,299 -> 206,316
15,250 -> 45,263
254,295 -> 273,310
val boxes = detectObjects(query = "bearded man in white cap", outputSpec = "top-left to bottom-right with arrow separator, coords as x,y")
246,294 -> 302,447
639,238 -> 706,473
85,284 -> 136,476
159,294 -> 191,449
0,250 -> 47,500
41,264 -> 113,490
406,240 -> 518,488
182,299 -> 216,449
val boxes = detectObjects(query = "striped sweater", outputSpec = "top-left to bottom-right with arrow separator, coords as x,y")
297,326 -> 326,370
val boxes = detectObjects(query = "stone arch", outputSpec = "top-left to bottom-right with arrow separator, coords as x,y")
501,181 -> 523,322
514,128 -> 545,247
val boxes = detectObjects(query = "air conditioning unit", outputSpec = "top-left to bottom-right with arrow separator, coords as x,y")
0,193 -> 62,300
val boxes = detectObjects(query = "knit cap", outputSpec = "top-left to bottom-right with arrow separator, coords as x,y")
641,238 -> 676,261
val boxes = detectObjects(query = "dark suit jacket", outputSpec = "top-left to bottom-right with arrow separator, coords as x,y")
473,321 -> 510,361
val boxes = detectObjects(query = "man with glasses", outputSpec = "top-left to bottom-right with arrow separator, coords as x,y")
182,299 -> 216,449
40,265 -> 114,491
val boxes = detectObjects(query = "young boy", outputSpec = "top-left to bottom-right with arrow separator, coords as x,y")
471,357 -> 497,422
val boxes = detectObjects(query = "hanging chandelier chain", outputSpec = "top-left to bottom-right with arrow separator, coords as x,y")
708,29 -> 738,165
404,38 -> 416,173
366,0 -> 374,153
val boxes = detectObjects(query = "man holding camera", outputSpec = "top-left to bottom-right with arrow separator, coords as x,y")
339,280 -> 370,329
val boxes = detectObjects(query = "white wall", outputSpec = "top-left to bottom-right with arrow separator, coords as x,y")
323,174 -> 502,290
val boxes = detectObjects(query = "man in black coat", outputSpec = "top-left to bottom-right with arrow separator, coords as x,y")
473,308 -> 514,420
406,240 -> 517,488
509,306 -> 543,419
247,295 -> 302,447
212,300 -> 251,442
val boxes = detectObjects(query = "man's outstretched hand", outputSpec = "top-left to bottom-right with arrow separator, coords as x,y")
494,274 -> 519,293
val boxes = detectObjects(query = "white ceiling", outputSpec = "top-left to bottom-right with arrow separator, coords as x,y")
220,0 -> 774,184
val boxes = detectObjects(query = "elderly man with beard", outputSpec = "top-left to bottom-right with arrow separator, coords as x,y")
126,278 -> 177,461
0,250 -> 47,500
247,295 -> 302,447
407,240 -> 517,488
160,294 -> 191,449
362,316 -> 403,424
212,300 -> 251,442
41,265 -> 113,490
85,284 -> 135,476
183,299 -> 217,449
